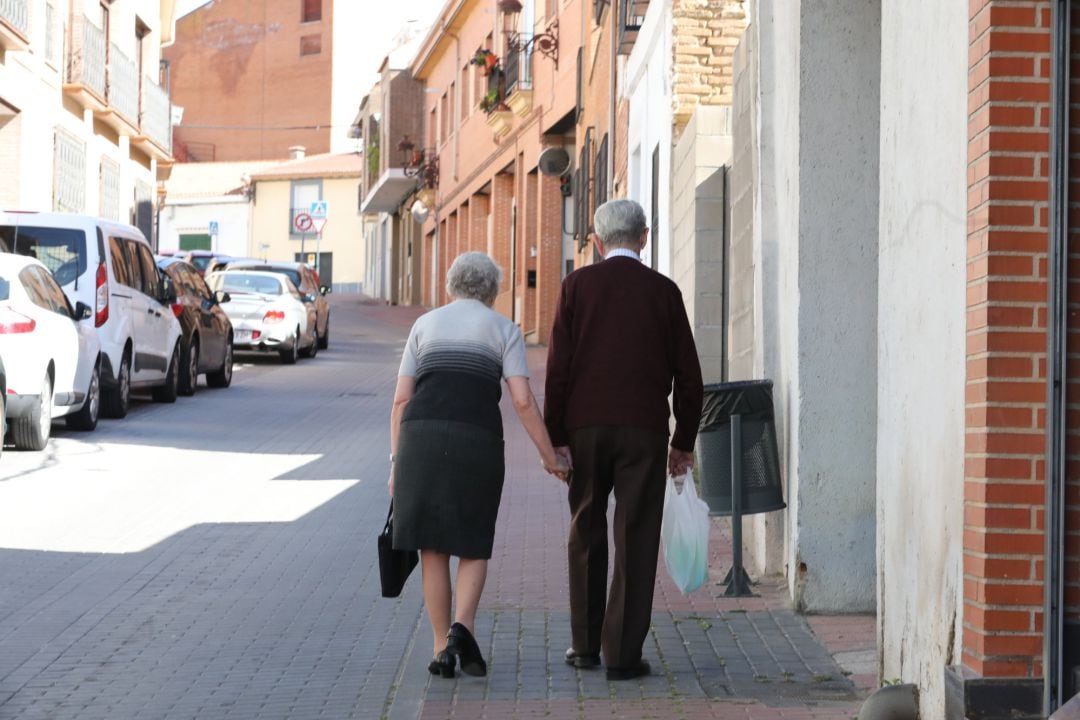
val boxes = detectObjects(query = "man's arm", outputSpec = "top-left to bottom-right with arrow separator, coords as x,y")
544,280 -> 574,447
669,290 -> 704,454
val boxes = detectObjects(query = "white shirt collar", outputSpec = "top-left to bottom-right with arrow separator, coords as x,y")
604,248 -> 641,261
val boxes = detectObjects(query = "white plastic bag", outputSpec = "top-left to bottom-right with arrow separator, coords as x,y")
661,472 -> 710,594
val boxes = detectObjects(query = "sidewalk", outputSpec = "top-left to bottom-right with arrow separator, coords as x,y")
387,343 -> 876,720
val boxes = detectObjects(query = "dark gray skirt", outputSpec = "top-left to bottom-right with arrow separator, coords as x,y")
392,419 -> 505,559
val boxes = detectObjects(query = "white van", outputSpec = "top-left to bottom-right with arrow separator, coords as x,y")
0,212 -> 183,417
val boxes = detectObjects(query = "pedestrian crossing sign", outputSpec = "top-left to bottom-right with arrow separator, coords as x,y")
310,201 -> 328,219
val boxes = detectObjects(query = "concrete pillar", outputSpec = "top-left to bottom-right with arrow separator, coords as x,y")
523,171 -> 540,338
534,172 -> 562,344
492,173 -> 515,318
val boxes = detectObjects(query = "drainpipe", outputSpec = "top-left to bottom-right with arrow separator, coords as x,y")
1045,0 -> 1070,714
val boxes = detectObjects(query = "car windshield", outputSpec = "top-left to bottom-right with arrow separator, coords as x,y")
208,273 -> 282,296
190,256 -> 212,271
0,225 -> 88,286
235,266 -> 302,288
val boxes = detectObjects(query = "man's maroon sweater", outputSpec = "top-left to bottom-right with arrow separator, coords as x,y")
543,256 -> 704,451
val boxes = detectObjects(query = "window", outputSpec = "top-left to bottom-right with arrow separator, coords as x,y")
594,133 -> 608,212
123,240 -> 142,291
45,1 -> 61,67
108,236 -> 130,288
460,65 -> 470,120
449,81 -> 456,132
575,128 -> 593,246
53,129 -> 86,214
100,158 -> 120,220
0,225 -> 87,287
20,268 -> 53,312
290,180 -> 322,236
136,243 -> 160,298
31,267 -> 73,317
651,144 -> 660,270
300,34 -> 322,56
428,108 -> 437,148
575,47 -> 584,123
440,92 -> 449,144
302,0 -> 322,22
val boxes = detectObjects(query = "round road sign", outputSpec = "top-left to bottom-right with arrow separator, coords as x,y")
294,213 -> 314,233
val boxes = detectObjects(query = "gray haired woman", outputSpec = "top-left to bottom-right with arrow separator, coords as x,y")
388,252 -> 569,679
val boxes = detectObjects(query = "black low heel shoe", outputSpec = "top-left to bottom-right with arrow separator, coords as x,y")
428,650 -> 455,679
446,622 -> 487,677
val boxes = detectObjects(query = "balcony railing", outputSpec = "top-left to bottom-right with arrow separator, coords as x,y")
140,75 -> 172,153
0,0 -> 29,38
618,0 -> 649,55
108,44 -> 139,126
504,42 -> 533,96
67,16 -> 106,101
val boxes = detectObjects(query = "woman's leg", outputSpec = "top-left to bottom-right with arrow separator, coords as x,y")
422,550 -> 452,653
453,558 -> 488,631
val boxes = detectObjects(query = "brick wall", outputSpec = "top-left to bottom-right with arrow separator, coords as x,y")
1066,6 -> 1080,630
492,174 -> 514,317
671,0 -> 745,138
534,172 -> 562,344
965,0 -> 1051,679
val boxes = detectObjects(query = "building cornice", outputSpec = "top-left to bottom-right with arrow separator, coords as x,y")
410,0 -> 483,80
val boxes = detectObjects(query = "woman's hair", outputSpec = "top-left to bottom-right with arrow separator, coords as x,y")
446,252 -> 502,304
594,199 -> 647,247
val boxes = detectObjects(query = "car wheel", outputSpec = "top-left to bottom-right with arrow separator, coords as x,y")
152,344 -> 180,403
179,337 -> 199,397
67,361 -> 100,432
301,328 -> 318,359
317,317 -> 329,350
102,350 -> 131,419
12,373 -> 52,451
279,327 -> 299,365
206,334 -> 233,389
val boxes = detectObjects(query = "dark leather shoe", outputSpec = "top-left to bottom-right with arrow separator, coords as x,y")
446,622 -> 487,677
427,650 -> 455,679
565,648 -> 601,668
606,659 -> 651,681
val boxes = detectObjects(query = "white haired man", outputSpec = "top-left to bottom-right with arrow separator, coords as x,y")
544,199 -> 704,681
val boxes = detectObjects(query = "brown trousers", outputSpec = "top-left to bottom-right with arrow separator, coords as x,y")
567,425 -> 669,668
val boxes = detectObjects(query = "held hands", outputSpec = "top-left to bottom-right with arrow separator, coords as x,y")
544,446 -> 573,484
668,447 -> 695,477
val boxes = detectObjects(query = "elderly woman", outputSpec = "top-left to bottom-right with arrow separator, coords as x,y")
389,252 -> 569,679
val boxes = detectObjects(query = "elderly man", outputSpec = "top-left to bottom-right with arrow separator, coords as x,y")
545,199 -> 704,681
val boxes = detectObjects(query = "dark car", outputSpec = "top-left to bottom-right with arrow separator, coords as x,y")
226,261 -> 330,352
157,257 -> 235,394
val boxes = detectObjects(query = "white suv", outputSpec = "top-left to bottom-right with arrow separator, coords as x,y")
0,212 -> 183,417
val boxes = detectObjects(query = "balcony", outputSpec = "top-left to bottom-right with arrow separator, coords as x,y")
94,43 -> 140,134
0,0 -> 29,51
618,0 -> 649,55
133,75 -> 172,160
504,43 -> 533,118
63,16 -> 107,110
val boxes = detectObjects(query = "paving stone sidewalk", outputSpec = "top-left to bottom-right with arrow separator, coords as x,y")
385,338 -> 876,720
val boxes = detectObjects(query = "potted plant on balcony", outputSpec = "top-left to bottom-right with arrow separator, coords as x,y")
481,89 -> 513,137
470,48 -> 501,76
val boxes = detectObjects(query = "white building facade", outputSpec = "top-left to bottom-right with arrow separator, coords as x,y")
0,0 -> 174,240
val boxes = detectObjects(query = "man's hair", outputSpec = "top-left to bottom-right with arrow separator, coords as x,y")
593,199 -> 647,247
446,251 -> 502,304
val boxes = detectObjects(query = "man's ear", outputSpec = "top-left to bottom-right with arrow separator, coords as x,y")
590,233 -> 604,258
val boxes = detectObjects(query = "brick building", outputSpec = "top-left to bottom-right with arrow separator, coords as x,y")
409,0 -> 583,343
165,0 -> 354,162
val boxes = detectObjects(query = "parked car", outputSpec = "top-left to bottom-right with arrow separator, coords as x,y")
226,260 -> 330,352
0,212 -> 184,417
0,352 -> 6,461
179,250 -> 218,276
157,257 -> 235,393
205,270 -> 317,364
0,254 -> 102,449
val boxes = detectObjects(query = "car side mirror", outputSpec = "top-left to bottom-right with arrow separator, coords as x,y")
160,277 -> 178,305
74,301 -> 93,320
215,290 -> 231,304
320,285 -> 332,296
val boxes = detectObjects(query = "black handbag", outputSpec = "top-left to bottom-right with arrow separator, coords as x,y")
378,501 -> 418,598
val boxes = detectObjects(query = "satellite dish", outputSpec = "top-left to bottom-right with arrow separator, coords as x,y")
410,200 -> 429,224
538,147 -> 571,177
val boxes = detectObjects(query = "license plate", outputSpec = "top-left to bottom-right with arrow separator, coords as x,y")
236,329 -> 252,342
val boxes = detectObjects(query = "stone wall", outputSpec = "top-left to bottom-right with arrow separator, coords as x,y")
672,0 -> 746,138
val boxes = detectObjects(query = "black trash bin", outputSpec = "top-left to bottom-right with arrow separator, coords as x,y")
697,379 -> 785,517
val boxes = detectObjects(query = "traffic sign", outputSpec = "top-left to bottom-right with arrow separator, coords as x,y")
309,200 -> 328,219
312,217 -> 327,234
293,213 -> 314,233
208,220 -> 219,236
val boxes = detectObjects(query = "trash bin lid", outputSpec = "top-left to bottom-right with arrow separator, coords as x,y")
700,379 -> 774,431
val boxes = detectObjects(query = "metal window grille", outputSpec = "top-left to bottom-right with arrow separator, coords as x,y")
45,1 -> 60,66
575,47 -> 584,123
594,133 -> 608,210
575,127 -> 593,247
99,157 -> 120,220
53,128 -> 86,214
0,0 -> 29,36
